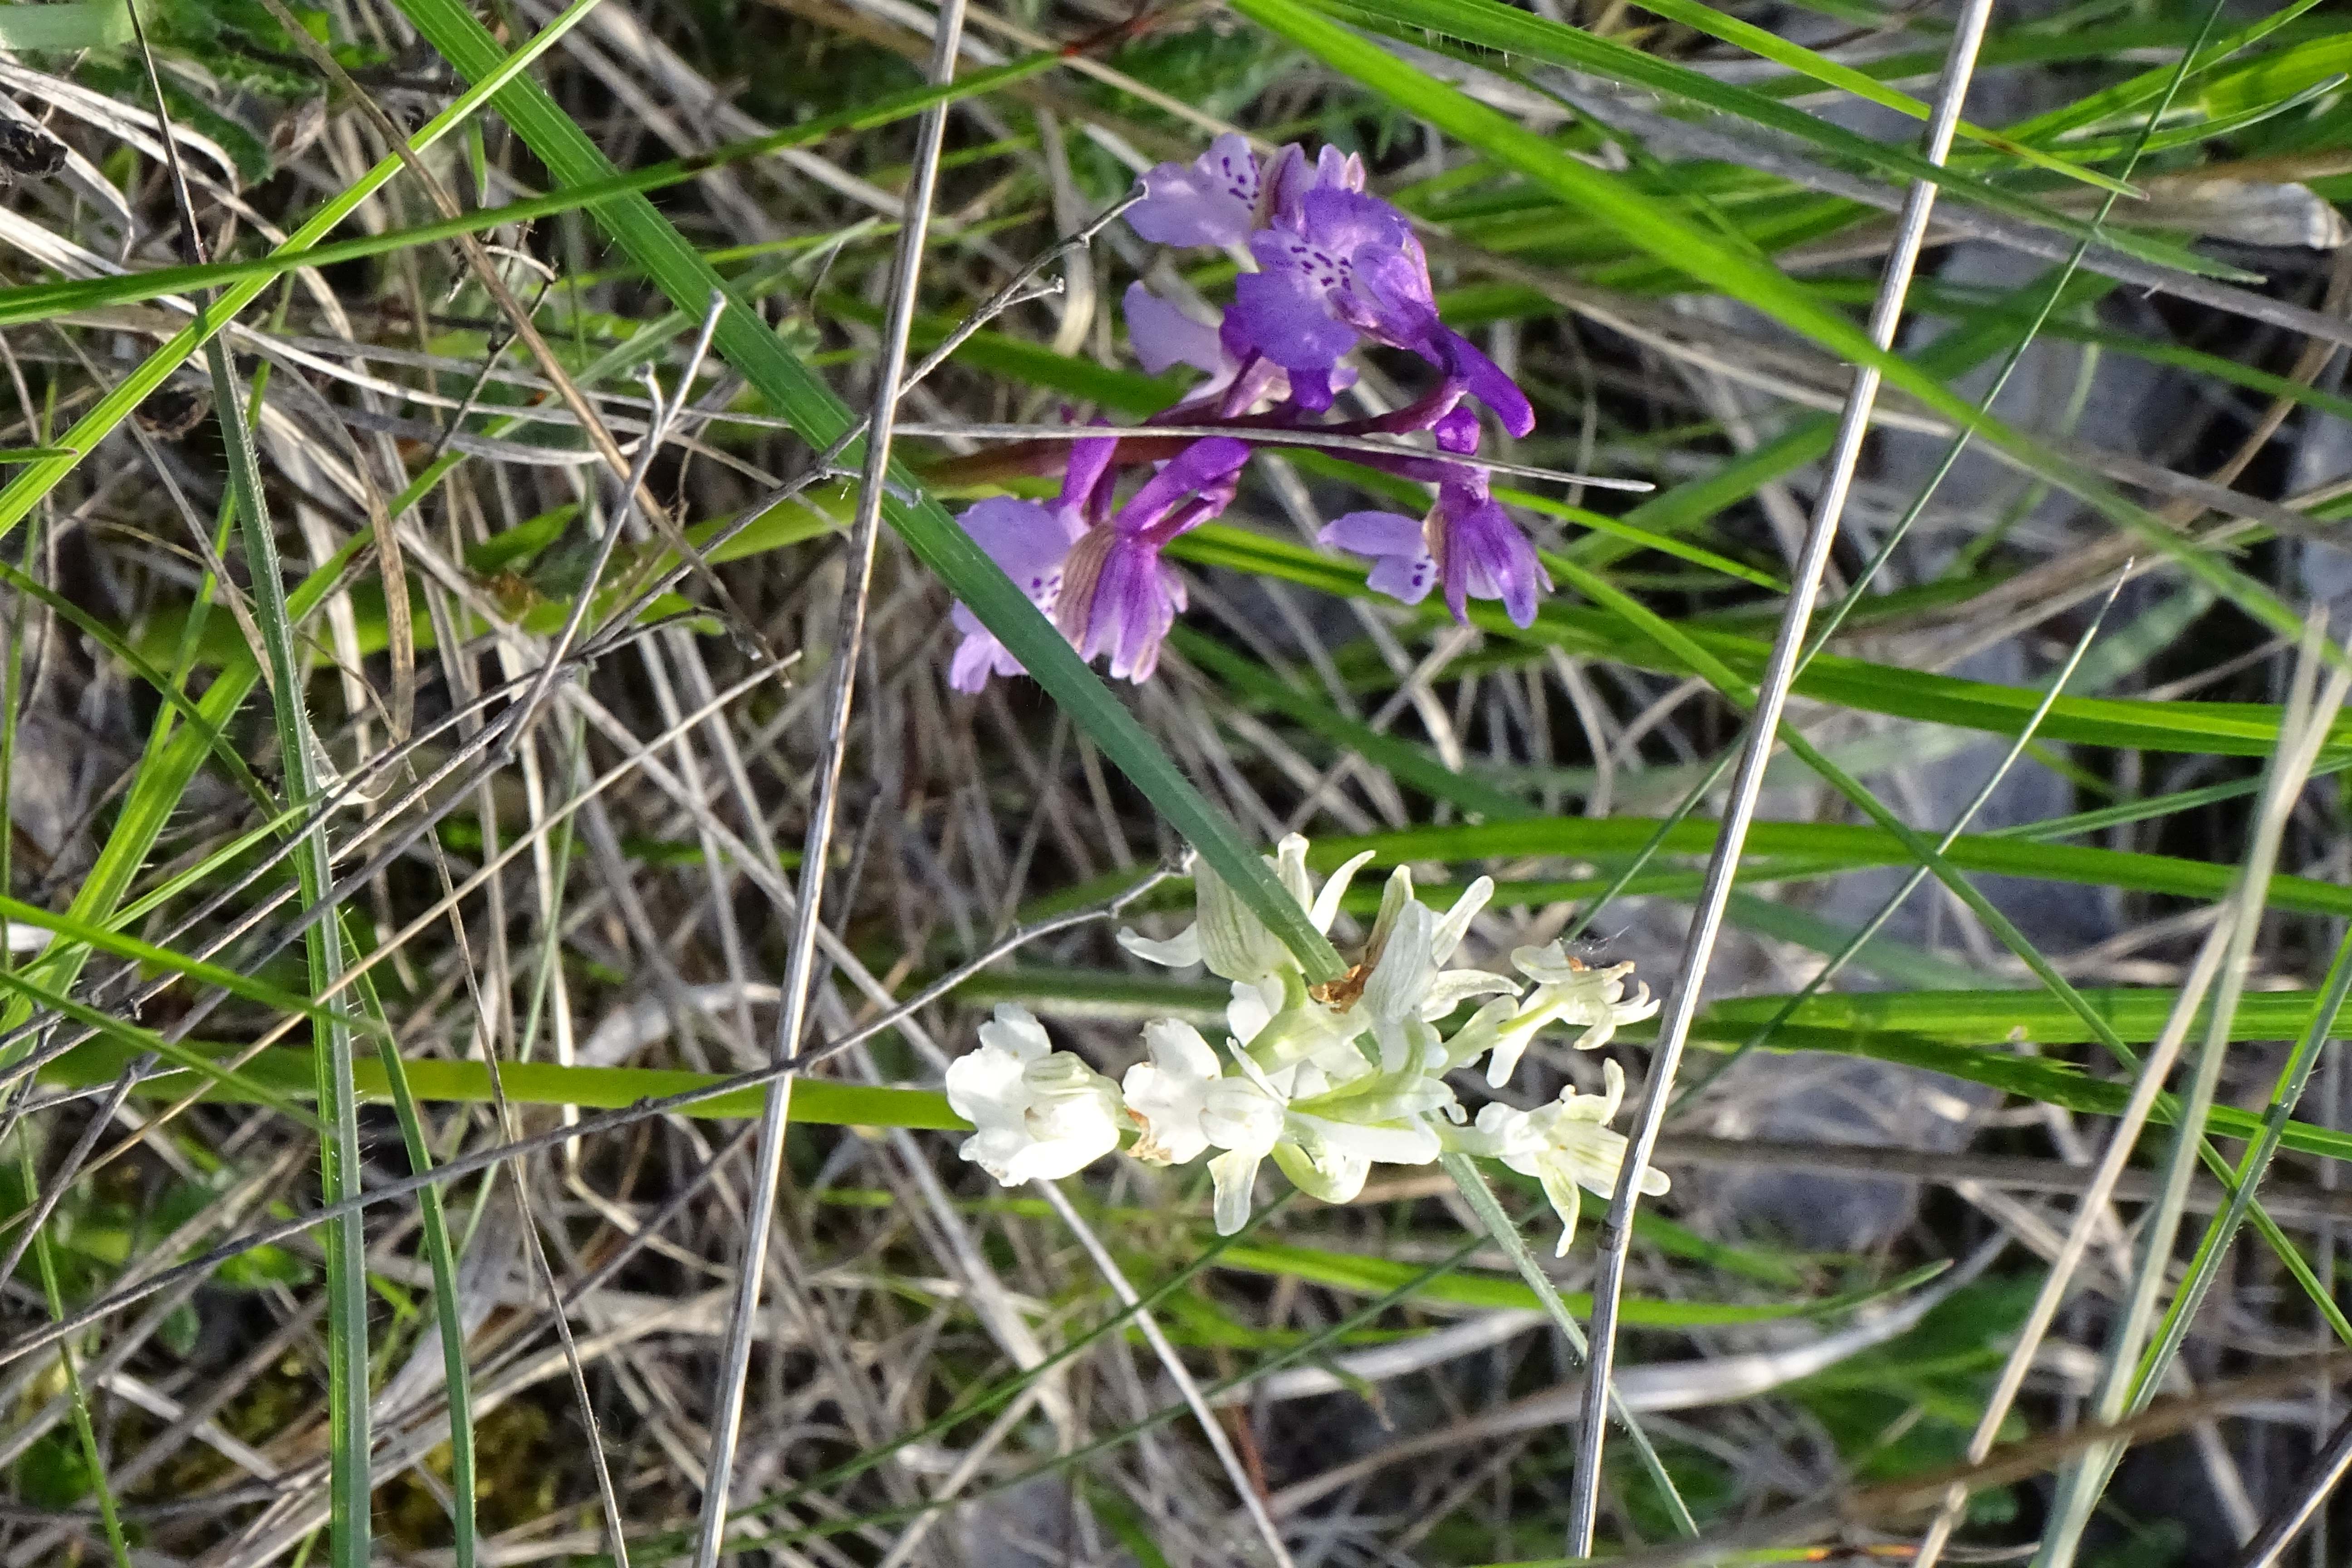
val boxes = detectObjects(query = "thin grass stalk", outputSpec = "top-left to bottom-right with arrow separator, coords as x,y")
1905,720 -> 2314,1568
207,325 -> 371,1568
0,0 -> 612,548
2132,916 -> 2352,1401
687,0 -> 969,1548
346,946 -> 478,1568
1033,1180 -> 1298,1568
1672,572 -> 2127,1107
708,1221 -> 1490,1559
1440,1152 -> 1696,1539
2032,630 -> 2352,1568
13,1137 -> 132,1568
120,3 -> 370,1552
1564,5 -> 1997,1542
2232,1405 -> 2352,1568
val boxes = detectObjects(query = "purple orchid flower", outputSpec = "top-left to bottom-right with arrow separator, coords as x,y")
1230,188 -> 1533,434
948,435 -> 1118,692
1056,437 -> 1251,683
1126,135 -> 1367,251
1318,470 -> 1551,629
1128,282 -> 1355,417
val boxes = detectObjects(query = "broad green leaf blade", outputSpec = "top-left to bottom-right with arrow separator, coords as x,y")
0,0 -> 130,49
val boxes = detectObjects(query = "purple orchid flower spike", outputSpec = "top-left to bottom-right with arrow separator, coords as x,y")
1319,471 -> 1550,629
948,435 -> 1119,692
943,133 -> 1568,695
1057,436 -> 1251,682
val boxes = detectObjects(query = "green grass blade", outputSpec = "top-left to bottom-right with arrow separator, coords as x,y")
388,0 -> 1344,980
344,943 -> 477,1568
1226,0 -> 2321,656
203,316 -> 370,1568
0,0 -> 131,49
1617,0 -> 2132,189
1172,627 -> 1537,821
0,56 -> 1056,334
0,0 -> 612,549
1441,1152 -> 1697,1537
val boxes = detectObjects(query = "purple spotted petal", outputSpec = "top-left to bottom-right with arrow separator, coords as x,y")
1293,186 -> 1414,259
946,489 -> 1091,692
1264,142 -> 1366,229
1321,510 -> 1436,606
1127,133 -> 1261,248
1230,268 -> 1357,372
959,495 -> 1081,603
1437,485 -> 1549,628
1124,283 -> 1228,378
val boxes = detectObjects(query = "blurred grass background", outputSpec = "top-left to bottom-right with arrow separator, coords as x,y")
0,0 -> 2349,1564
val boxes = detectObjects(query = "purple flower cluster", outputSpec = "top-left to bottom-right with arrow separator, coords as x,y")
947,135 -> 1553,693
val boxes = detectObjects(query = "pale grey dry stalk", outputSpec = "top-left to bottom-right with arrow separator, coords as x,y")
1561,0 -> 1999,1548
1032,1178 -> 1298,1568
689,0 -> 972,1548
1906,621 -> 2352,1568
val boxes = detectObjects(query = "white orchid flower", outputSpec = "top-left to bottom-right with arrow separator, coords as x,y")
1200,1071 -> 1285,1234
1297,867 -> 1513,1073
1472,1059 -> 1668,1255
1118,834 -> 1376,983
1482,944 -> 1660,1088
945,1005 -> 1124,1185
1122,1019 -> 1221,1165
1117,1019 -> 1292,1234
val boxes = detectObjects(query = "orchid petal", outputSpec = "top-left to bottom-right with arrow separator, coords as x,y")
1123,282 -> 1229,377
1230,267 -> 1357,371
1308,849 -> 1378,934
1117,925 -> 1203,969
1127,133 -> 1261,247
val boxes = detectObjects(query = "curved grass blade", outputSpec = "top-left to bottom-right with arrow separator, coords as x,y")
388,0 -> 1345,980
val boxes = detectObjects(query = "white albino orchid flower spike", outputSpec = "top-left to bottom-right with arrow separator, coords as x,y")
945,1005 -> 1124,1185
1472,1059 -> 1667,1256
947,834 -> 1672,1252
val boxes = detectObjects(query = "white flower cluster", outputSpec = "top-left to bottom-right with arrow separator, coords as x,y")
943,836 -> 1666,1252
